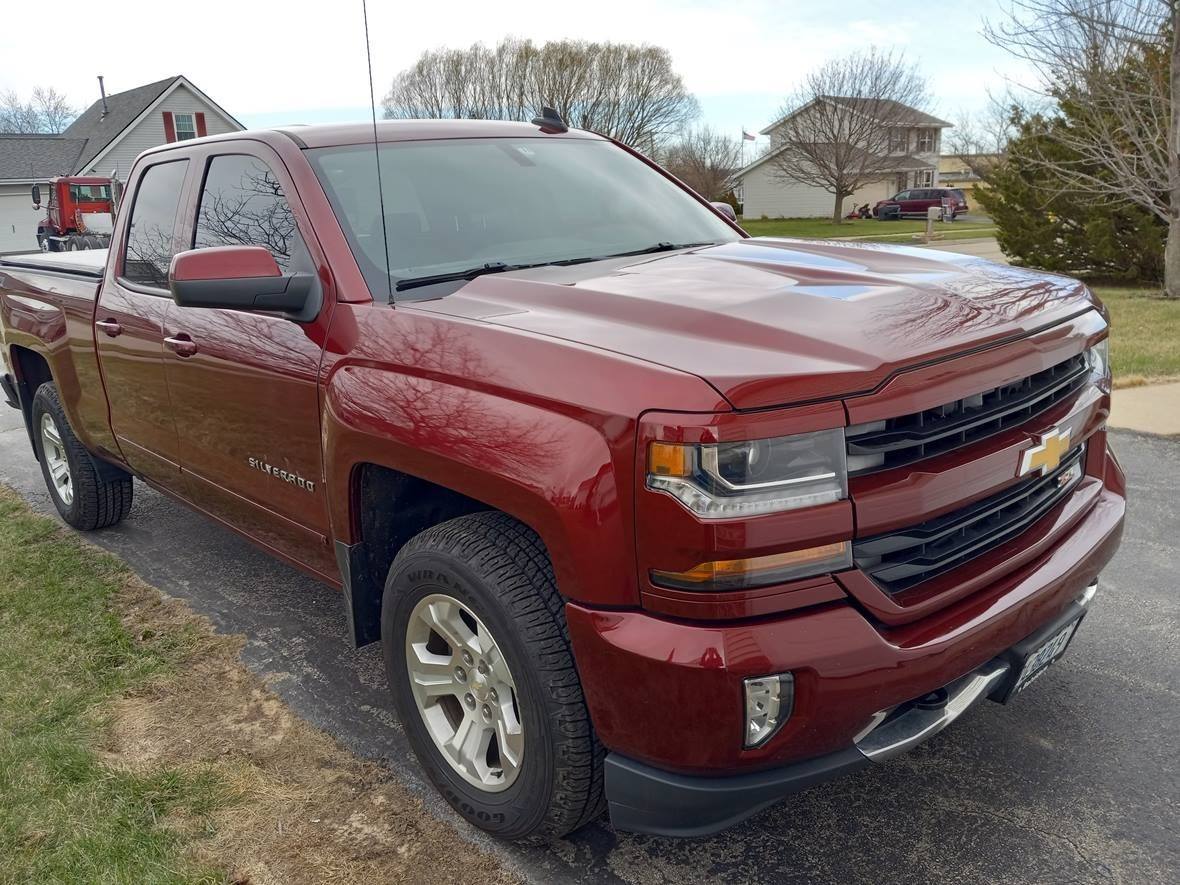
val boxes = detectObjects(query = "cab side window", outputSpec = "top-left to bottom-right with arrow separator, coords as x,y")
122,159 -> 189,288
193,154 -> 308,272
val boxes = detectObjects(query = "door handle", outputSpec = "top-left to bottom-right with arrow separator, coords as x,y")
164,334 -> 199,358
95,318 -> 122,337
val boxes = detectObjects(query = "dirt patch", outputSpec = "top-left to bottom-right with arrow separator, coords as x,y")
103,576 -> 521,885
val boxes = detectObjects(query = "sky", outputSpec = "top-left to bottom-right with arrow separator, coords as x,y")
1,0 -> 1037,151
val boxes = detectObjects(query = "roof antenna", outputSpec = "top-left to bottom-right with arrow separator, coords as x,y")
531,106 -> 568,133
98,75 -> 109,118
361,0 -> 393,301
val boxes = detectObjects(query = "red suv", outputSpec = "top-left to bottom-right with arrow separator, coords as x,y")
876,187 -> 968,220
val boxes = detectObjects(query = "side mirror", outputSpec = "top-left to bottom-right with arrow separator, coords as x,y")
168,246 -> 318,320
31,184 -> 40,208
710,201 -> 737,222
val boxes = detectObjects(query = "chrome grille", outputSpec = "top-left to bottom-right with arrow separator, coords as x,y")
853,445 -> 1085,595
847,353 -> 1089,475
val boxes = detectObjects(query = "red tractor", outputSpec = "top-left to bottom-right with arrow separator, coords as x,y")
32,176 -> 120,252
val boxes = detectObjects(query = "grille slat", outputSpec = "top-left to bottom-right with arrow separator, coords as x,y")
853,447 -> 1085,595
847,353 -> 1089,475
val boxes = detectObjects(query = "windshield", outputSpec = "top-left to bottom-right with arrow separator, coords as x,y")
70,184 -> 111,202
307,137 -> 740,300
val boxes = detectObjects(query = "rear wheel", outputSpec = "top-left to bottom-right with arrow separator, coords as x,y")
82,235 -> 100,249
382,512 -> 604,841
65,235 -> 81,251
31,382 -> 133,530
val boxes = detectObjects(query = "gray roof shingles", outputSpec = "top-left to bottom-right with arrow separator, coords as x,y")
0,135 -> 88,180
0,76 -> 178,181
62,76 -> 178,171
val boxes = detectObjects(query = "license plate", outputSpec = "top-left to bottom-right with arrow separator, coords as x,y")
1011,619 -> 1080,696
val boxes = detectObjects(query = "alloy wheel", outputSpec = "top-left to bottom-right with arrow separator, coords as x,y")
405,593 -> 524,792
40,413 -> 73,506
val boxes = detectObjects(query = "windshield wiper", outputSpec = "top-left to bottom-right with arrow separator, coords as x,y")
395,261 -> 545,292
394,243 -> 721,292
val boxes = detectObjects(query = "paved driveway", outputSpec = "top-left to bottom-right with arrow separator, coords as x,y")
0,405 -> 1176,884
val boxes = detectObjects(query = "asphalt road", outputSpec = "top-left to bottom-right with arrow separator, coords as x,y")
1,405 -> 1176,885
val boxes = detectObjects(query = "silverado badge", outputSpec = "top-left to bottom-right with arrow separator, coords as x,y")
248,457 -> 316,492
1018,427 -> 1071,478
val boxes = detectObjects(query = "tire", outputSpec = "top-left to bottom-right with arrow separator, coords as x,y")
31,382 -> 133,530
382,512 -> 605,841
66,235 -> 80,251
82,235 -> 100,250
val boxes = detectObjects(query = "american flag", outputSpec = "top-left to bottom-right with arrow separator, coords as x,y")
742,130 -> 756,141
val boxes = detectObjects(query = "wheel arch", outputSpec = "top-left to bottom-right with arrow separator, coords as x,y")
8,344 -> 54,454
323,367 -> 641,647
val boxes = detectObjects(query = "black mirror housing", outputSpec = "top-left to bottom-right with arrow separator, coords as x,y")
170,272 -> 319,321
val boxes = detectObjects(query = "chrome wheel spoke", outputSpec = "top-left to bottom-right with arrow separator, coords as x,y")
420,599 -> 479,657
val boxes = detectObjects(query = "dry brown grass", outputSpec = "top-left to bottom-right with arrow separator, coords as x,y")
105,576 -> 520,885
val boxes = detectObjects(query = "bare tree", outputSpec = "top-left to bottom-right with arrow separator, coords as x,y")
767,49 -> 932,223
985,0 -> 1179,295
384,38 -> 698,150
660,126 -> 743,200
0,86 -> 77,133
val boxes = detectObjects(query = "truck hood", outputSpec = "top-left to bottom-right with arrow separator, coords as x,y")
408,238 -> 1100,410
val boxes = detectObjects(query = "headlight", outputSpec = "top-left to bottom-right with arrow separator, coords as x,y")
1087,339 -> 1110,379
647,428 -> 848,519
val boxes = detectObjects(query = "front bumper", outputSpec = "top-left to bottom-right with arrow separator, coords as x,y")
604,581 -> 1099,837
566,454 -> 1125,836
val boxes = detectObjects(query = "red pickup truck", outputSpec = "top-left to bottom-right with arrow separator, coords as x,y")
0,120 -> 1124,841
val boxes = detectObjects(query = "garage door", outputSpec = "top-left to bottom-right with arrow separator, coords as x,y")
0,190 -> 44,254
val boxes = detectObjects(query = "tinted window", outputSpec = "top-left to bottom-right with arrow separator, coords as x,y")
895,191 -> 911,200
309,138 -> 740,300
194,154 -> 303,271
123,160 -> 188,288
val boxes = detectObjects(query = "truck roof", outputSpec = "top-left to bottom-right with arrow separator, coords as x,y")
137,119 -> 604,157
275,119 -> 604,148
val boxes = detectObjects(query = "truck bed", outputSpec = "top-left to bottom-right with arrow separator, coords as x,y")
0,249 -> 107,278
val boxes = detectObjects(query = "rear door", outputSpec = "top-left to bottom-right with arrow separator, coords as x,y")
162,145 -> 336,577
94,158 -> 188,490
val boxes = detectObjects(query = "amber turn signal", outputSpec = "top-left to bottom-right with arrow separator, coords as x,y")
648,442 -> 692,477
651,542 -> 851,591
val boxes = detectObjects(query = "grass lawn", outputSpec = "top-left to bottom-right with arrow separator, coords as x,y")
0,487 -> 518,884
1092,287 -> 1180,384
739,216 -> 997,242
0,488 -> 225,884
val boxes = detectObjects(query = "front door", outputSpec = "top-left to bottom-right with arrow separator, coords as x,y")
94,158 -> 189,490
162,147 -> 336,577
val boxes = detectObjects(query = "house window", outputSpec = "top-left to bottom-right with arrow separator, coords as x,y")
919,169 -> 934,187
917,129 -> 936,153
174,113 -> 197,141
889,129 -> 908,153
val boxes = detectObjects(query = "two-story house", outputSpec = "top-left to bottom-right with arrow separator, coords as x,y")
734,97 -> 951,219
0,76 -> 242,253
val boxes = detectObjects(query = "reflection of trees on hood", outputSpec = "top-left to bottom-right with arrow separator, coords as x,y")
864,253 -> 1079,344
195,163 -> 298,270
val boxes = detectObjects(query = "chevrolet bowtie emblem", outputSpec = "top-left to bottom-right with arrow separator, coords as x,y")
1018,427 -> 1071,477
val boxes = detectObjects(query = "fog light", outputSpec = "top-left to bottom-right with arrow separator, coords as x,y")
744,673 -> 794,748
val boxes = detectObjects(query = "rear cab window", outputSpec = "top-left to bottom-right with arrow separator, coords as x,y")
122,160 -> 189,289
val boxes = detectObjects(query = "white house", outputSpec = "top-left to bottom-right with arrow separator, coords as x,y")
0,76 -> 243,253
735,97 -> 952,219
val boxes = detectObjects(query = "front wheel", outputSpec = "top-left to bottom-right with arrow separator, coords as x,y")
382,512 -> 604,841
31,382 -> 133,530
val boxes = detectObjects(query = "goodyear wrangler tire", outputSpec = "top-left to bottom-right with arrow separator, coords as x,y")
31,382 -> 133,530
382,511 -> 605,841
